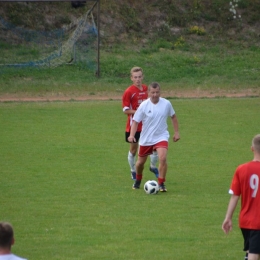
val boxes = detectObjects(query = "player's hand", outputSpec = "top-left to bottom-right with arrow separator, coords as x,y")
128,136 -> 136,143
173,133 -> 180,142
222,219 -> 232,234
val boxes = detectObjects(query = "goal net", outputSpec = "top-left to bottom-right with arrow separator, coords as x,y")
0,1 -> 98,71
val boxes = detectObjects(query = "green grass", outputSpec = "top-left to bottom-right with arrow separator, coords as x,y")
1,41 -> 260,96
0,97 -> 259,259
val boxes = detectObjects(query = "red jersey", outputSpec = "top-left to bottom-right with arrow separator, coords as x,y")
122,84 -> 148,132
229,161 -> 260,229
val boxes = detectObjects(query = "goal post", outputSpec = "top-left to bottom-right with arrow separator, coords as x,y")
0,0 -> 100,77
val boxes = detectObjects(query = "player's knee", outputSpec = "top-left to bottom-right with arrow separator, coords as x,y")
159,157 -> 167,165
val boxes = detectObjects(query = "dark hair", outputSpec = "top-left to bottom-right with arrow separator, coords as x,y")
149,82 -> 160,89
0,222 -> 14,247
252,134 -> 260,154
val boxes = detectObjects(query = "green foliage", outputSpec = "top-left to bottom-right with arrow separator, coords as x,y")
154,38 -> 174,50
189,25 -> 206,35
0,2 -> 86,29
174,36 -> 186,48
1,40 -> 260,95
161,1 -> 190,27
238,0 -> 249,8
118,5 -> 140,32
0,98 -> 259,259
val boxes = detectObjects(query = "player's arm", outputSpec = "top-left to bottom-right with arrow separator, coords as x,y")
122,91 -> 136,115
171,114 -> 180,142
128,121 -> 138,143
123,108 -> 136,115
222,195 -> 239,234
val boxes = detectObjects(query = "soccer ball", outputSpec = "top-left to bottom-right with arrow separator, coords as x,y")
144,180 -> 159,195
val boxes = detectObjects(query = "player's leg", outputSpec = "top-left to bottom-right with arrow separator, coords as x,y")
248,254 -> 259,260
132,155 -> 148,189
128,142 -> 138,180
149,151 -> 159,178
125,131 -> 141,180
156,147 -> 168,192
242,229 -> 250,260
154,141 -> 169,192
241,229 -> 260,260
248,230 -> 260,260
132,145 -> 153,189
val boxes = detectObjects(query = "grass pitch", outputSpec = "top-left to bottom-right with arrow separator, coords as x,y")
0,97 -> 259,259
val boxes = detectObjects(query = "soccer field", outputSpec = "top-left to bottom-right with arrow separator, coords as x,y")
0,97 -> 259,259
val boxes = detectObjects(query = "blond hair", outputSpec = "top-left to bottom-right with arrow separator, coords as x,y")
130,66 -> 143,75
252,134 -> 260,154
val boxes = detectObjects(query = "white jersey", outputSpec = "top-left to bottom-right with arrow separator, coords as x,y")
0,254 -> 27,260
133,97 -> 175,145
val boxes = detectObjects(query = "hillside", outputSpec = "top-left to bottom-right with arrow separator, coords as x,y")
0,0 -> 260,102
100,0 -> 260,48
0,0 -> 260,48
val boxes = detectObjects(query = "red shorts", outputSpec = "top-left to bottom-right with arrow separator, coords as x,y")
138,141 -> 168,157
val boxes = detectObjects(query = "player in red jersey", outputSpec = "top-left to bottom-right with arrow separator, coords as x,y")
222,134 -> 260,260
122,67 -> 158,181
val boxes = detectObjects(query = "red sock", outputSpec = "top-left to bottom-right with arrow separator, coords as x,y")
136,174 -> 142,181
158,178 -> 165,185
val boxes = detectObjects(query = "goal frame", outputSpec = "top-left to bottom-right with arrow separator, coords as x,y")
0,0 -> 101,77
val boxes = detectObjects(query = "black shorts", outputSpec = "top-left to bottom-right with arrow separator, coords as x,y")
241,228 -> 260,254
125,131 -> 141,143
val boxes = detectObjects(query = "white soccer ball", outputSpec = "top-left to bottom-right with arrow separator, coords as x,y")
144,180 -> 159,195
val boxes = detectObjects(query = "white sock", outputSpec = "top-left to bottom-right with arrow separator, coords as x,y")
150,151 -> 158,168
128,151 -> 136,172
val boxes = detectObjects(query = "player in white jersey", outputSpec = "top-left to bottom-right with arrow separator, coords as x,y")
128,82 -> 180,192
122,67 -> 159,181
0,222 -> 27,260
